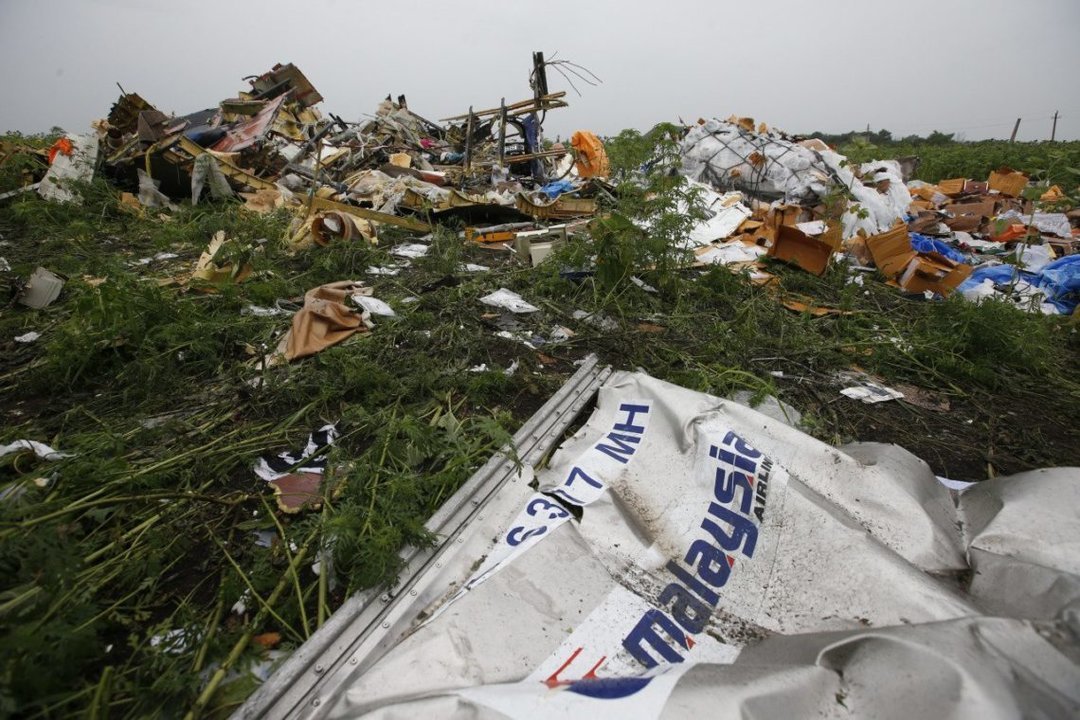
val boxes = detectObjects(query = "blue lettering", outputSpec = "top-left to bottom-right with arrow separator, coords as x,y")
526,497 -> 570,521
594,432 -> 642,465
659,583 -> 711,634
685,539 -> 733,588
713,467 -> 754,515
564,465 -> 603,489
622,609 -> 688,669
612,403 -> 650,434
506,525 -> 546,547
702,503 -> 758,557
666,560 -> 719,606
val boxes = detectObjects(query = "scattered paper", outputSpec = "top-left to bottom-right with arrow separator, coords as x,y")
840,382 -> 904,404
352,295 -> 396,317
366,265 -> 401,276
14,331 -> 40,343
460,263 -> 490,273
391,243 -> 430,259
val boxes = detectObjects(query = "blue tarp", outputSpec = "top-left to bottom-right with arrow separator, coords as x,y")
539,179 -> 575,199
910,233 -> 968,264
957,255 -> 1080,314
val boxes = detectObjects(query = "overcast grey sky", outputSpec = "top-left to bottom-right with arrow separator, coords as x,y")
2,0 -> 1078,142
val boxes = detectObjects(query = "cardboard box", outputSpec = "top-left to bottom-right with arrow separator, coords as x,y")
908,212 -> 944,234
897,253 -> 973,296
937,178 -> 967,196
943,199 -> 996,231
765,204 -> 808,230
865,225 -> 915,278
768,224 -> 840,275
963,180 -> 989,194
988,167 -> 1029,197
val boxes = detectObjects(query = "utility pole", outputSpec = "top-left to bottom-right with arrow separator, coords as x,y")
1009,117 -> 1021,143
1051,111 -> 1059,141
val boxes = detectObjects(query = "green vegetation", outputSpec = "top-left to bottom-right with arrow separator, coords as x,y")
1,134 -> 1078,718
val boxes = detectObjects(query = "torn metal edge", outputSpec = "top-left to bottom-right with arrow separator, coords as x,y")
234,353 -> 610,719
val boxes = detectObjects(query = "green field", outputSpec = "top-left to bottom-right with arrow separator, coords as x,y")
1,136 -> 1078,718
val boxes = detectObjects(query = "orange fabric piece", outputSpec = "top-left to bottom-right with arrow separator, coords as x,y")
990,223 -> 1029,243
571,130 -> 609,178
47,137 -> 73,164
283,281 -> 369,361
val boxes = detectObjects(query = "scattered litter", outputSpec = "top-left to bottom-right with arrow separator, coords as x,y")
269,282 -> 373,363
571,309 -> 618,331
480,288 -> 539,314
14,331 -> 40,343
17,267 -> 65,309
351,295 -> 396,317
253,425 -> 337,482
391,243 -> 430,259
0,257 -> 9,272
630,276 -> 658,293
242,304 -> 291,318
135,252 -> 179,265
0,440 -> 72,461
255,425 -> 337,513
840,381 -> 904,404
460,263 -> 490,273
149,628 -> 193,655
366,265 -> 401,276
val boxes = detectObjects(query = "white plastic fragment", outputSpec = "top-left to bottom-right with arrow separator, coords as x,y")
352,295 -> 396,317
840,382 -> 904,404
14,331 -> 40,343
390,243 -> 430,259
0,440 -> 71,461
480,288 -> 539,313
366,265 -> 401,276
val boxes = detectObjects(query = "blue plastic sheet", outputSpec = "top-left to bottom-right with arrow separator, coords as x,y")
1038,255 -> 1080,314
956,256 -> 1080,314
540,180 -> 575,199
909,233 -> 968,264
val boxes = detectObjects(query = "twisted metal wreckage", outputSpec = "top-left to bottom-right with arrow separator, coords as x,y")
4,53 -> 1079,719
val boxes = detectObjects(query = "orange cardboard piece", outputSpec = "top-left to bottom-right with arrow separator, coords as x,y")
764,204 -> 808,230
943,200 -> 996,231
963,180 -> 989,194
781,296 -> 854,317
1040,185 -> 1065,203
988,167 -> 1029,198
909,199 -> 935,212
767,224 -> 840,275
908,212 -> 943,234
910,185 -> 944,202
897,253 -> 972,296
865,225 -> 916,278
937,178 -> 967,197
